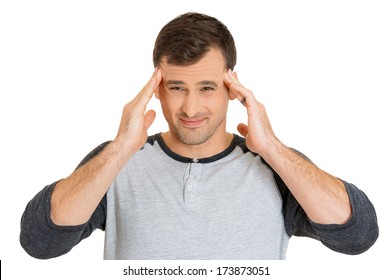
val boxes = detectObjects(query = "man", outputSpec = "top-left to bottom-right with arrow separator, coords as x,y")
20,12 -> 378,260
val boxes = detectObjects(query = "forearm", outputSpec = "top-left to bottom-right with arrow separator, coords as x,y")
50,69 -> 161,226
263,139 -> 352,224
51,140 -> 134,226
21,183 -> 107,259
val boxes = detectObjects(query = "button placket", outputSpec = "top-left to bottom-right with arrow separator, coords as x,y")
183,162 -> 202,203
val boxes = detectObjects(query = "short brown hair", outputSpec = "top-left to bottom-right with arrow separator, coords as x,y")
153,12 -> 236,70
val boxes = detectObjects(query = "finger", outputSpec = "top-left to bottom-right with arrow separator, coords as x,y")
150,67 -> 162,92
237,123 -> 249,137
136,68 -> 162,105
224,70 -> 244,100
224,70 -> 255,105
144,109 -> 156,130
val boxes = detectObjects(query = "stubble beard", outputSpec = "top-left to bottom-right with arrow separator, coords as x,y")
171,115 -> 226,146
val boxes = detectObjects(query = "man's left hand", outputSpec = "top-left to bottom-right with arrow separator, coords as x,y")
224,69 -> 278,156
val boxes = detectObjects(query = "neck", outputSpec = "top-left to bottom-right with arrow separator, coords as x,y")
161,129 -> 233,159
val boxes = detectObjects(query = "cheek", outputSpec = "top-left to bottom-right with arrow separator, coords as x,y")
160,94 -> 181,117
210,90 -> 229,110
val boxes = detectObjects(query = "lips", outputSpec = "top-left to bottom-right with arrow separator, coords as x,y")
180,117 -> 206,128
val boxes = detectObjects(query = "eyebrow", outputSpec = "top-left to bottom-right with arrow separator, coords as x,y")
165,80 -> 218,87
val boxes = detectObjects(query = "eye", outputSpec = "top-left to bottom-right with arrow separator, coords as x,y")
169,87 -> 186,91
168,86 -> 187,96
200,86 -> 215,92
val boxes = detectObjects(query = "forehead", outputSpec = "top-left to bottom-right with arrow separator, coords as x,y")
159,48 -> 226,83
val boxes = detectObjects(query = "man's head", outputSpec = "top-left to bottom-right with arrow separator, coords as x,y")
153,12 -> 236,70
153,13 -> 237,147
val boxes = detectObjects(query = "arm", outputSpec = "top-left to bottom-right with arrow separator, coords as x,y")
269,161 -> 378,254
224,70 -> 378,252
263,141 -> 351,224
224,69 -> 350,224
20,141 -> 110,259
20,183 -> 107,259
51,68 -> 162,226
20,68 -> 162,258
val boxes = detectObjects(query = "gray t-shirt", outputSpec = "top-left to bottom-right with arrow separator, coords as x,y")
20,134 -> 379,259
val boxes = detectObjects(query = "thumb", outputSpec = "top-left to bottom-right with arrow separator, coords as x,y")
144,110 -> 156,130
237,123 -> 249,137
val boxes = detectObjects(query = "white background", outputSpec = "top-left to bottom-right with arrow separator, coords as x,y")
1,0 -> 390,279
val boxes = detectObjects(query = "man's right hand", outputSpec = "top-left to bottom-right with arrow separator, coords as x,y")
114,68 -> 162,155
51,68 -> 162,226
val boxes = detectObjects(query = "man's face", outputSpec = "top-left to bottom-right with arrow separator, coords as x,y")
156,48 -> 230,145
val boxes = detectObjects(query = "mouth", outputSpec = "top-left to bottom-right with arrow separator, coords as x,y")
179,117 -> 206,128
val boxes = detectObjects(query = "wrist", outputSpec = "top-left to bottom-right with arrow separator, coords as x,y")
109,137 -> 139,164
258,136 -> 285,163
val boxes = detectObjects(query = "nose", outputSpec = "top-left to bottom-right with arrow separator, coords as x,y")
182,92 -> 201,118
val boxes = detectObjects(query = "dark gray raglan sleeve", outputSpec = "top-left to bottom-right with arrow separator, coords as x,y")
306,181 -> 379,254
20,141 -> 111,259
272,163 -> 379,255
